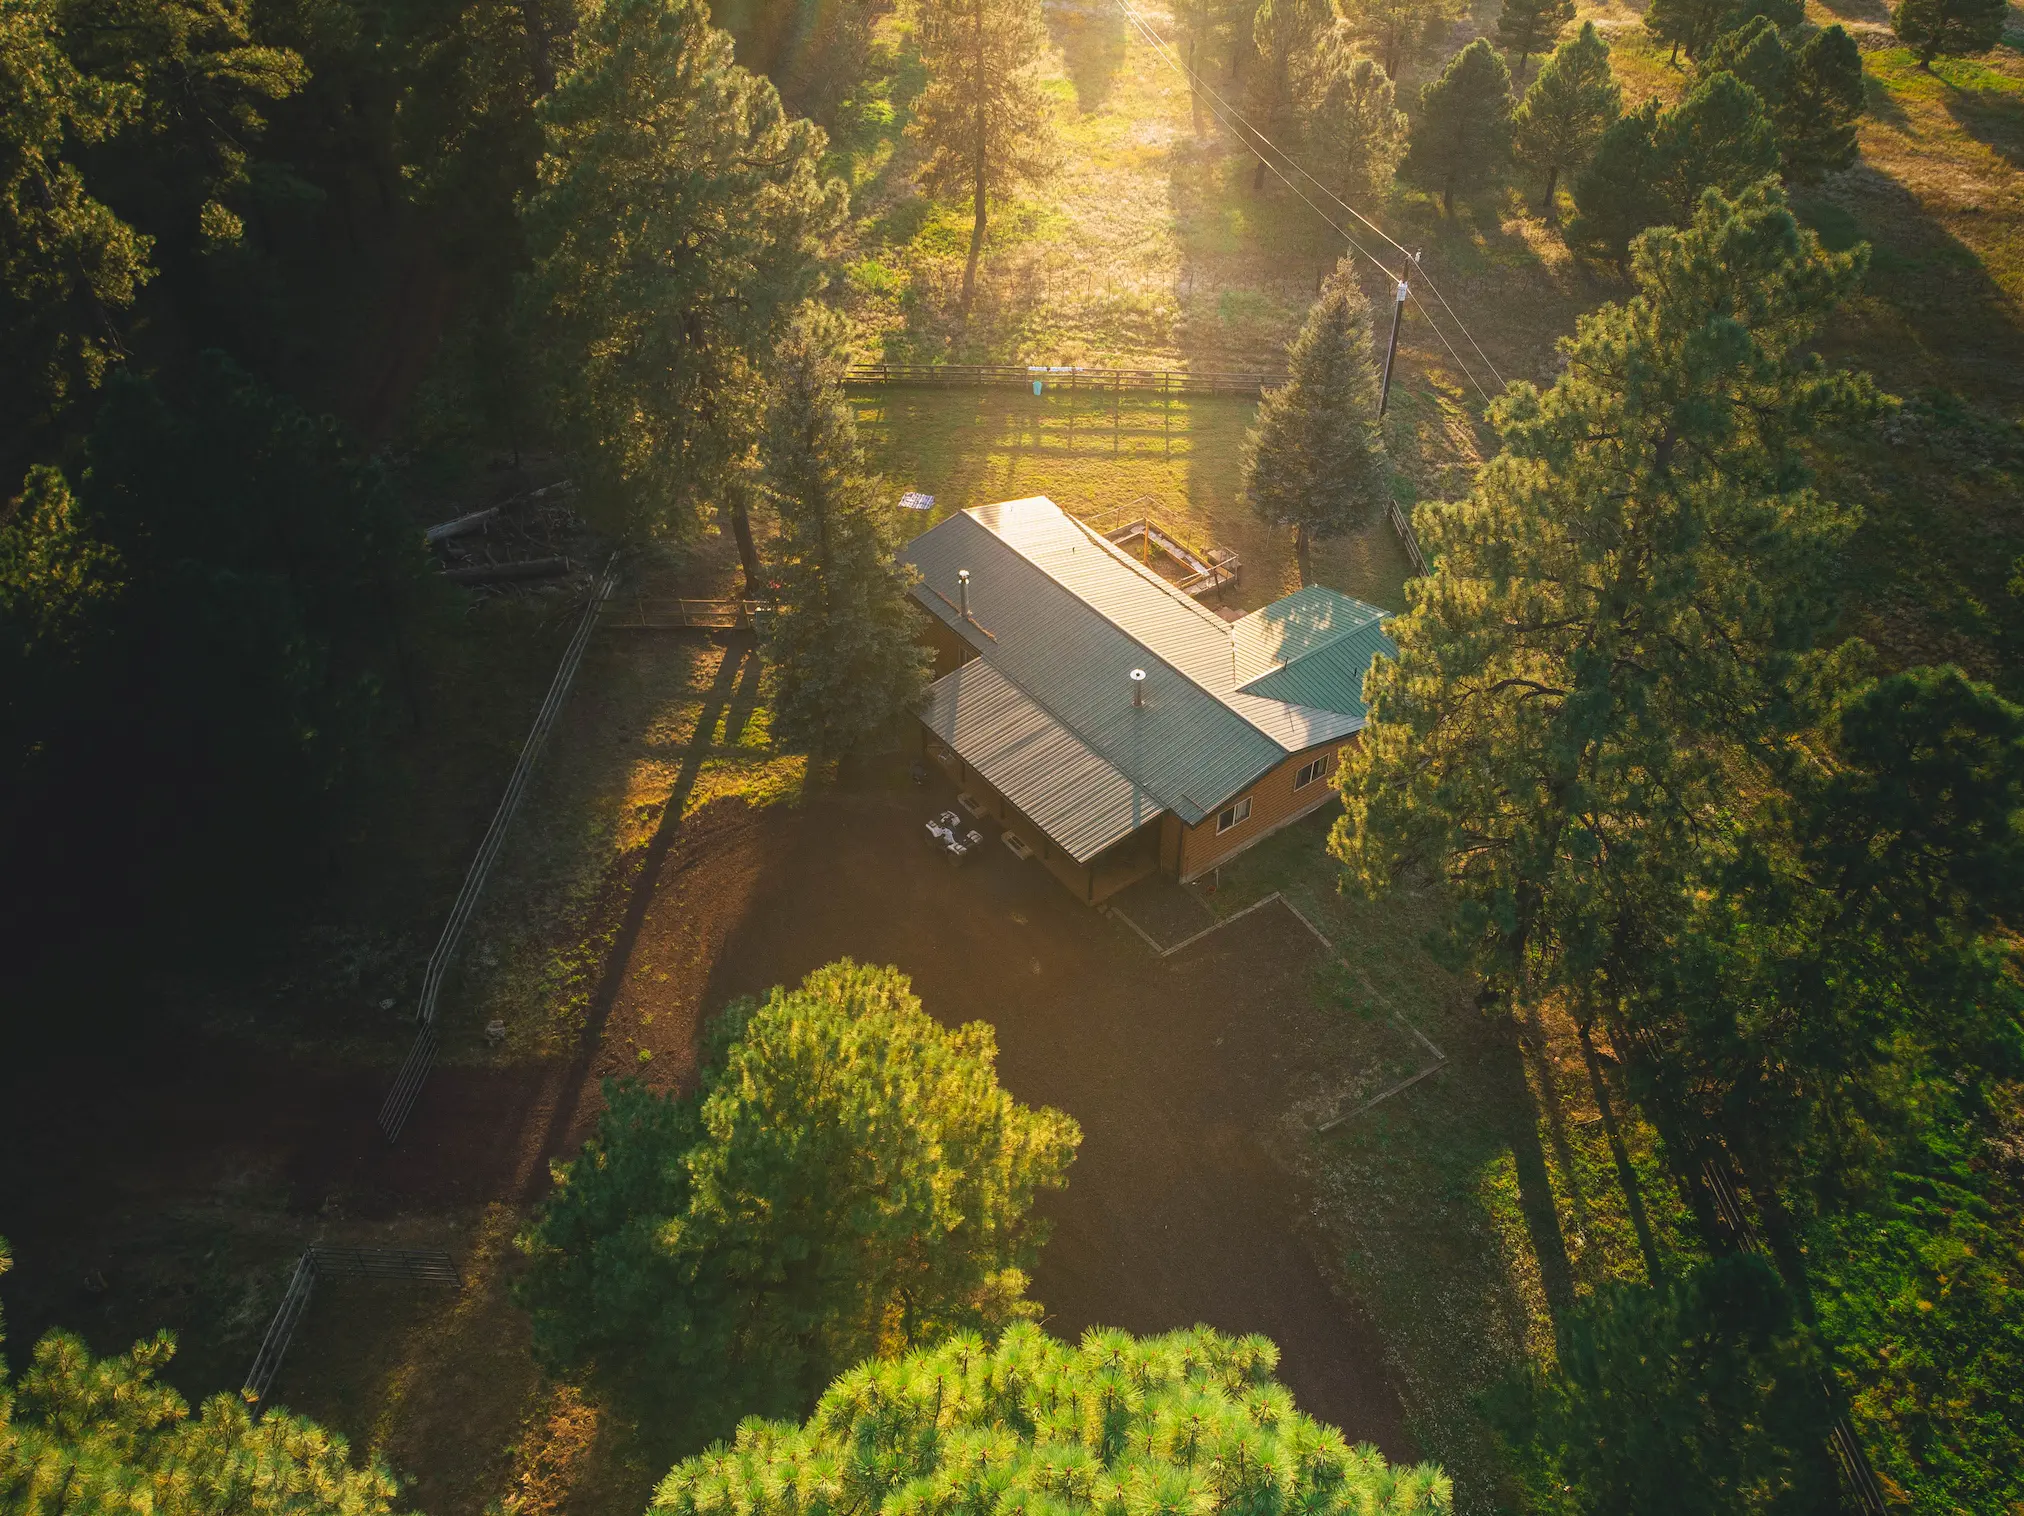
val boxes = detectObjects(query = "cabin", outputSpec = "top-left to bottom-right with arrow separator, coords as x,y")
902,496 -> 1398,904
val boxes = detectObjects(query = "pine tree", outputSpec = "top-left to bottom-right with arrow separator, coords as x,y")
1496,0 -> 1575,83
1775,25 -> 1864,182
0,1241 -> 406,1516
1340,0 -> 1457,83
521,0 -> 844,543
1892,0 -> 2007,66
652,1324 -> 1454,1516
1644,0 -> 1732,62
1567,97 -> 1668,264
1404,39 -> 1513,215
516,961 -> 1082,1438
1512,21 -> 1621,219
1300,41 -> 1409,218
1241,260 -> 1389,559
1331,181 -> 1872,1018
910,0 -> 1056,314
1568,71 -> 1778,264
1702,14 -> 1790,105
1243,0 -> 1328,193
1652,70 -> 1780,219
760,310 -> 931,760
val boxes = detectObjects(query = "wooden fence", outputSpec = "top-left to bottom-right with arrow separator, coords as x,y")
847,363 -> 1283,397
597,597 -> 771,631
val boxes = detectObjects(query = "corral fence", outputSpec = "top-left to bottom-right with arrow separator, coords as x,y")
846,362 -> 1283,397
378,553 -> 620,1144
598,596 -> 772,631
849,362 -> 1433,579
243,1247 -> 460,1410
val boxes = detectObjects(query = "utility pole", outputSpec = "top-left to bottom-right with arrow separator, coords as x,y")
1378,250 -> 1419,420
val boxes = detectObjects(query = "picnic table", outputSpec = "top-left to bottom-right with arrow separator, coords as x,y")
925,809 -> 985,864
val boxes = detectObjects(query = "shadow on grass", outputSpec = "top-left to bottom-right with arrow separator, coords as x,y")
518,636 -> 753,1184
1049,0 -> 1129,113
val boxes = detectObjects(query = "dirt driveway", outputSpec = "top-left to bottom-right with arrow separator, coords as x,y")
685,785 -> 1411,1457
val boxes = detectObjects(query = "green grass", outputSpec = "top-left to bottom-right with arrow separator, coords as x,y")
855,386 -> 1417,611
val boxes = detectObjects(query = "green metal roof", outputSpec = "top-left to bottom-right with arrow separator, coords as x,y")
1233,587 -> 1398,719
921,659 -> 1164,862
903,497 -> 1392,823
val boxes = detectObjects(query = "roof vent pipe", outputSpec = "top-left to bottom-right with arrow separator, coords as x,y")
957,568 -> 970,620
1130,667 -> 1147,708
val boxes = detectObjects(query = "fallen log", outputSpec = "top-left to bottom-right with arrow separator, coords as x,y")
424,506 -> 499,544
443,557 -> 570,585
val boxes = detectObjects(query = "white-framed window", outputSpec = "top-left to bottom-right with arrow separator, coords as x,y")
1216,796 -> 1252,833
1294,756 -> 1326,790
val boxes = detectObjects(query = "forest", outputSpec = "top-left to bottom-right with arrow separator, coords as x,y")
3,0 -> 2022,1508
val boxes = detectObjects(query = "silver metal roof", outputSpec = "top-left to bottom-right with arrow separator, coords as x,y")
921,659 -> 1164,863
903,498 -> 1378,823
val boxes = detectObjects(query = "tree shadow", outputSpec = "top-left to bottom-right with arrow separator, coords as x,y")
1938,66 -> 2024,169
517,636 -> 753,1187
1048,0 -> 1130,113
1579,1027 -> 1665,1283
1794,160 -> 2024,408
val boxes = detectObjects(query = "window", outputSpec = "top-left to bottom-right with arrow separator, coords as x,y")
1216,796 -> 1252,833
1294,757 -> 1325,790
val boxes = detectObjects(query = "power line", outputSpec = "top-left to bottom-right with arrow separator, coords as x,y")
1114,0 -> 1507,398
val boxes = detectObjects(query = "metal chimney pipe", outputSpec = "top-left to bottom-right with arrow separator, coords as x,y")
1130,667 -> 1147,708
957,568 -> 970,620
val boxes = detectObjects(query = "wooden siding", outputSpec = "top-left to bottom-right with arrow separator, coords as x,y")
1175,737 -> 1353,881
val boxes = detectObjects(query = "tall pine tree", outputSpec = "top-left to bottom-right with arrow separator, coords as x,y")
1777,26 -> 1865,182
521,0 -> 844,545
1569,71 -> 1779,265
1301,40 -> 1409,218
761,309 -> 930,760
1331,181 -> 1873,1019
1241,260 -> 1389,560
1496,0 -> 1575,83
516,962 -> 1081,1439
1243,0 -> 1328,193
1512,21 -> 1621,220
1404,38 -> 1513,215
910,0 -> 1056,314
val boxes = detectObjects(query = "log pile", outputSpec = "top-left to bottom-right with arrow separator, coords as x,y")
423,478 -> 590,591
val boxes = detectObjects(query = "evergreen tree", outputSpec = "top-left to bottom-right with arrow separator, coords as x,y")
1702,14 -> 1791,104
1569,72 -> 1778,264
1512,21 -> 1620,220
1300,42 -> 1409,218
1776,25 -> 1865,182
1644,0 -> 1733,62
1340,0 -> 1457,83
1490,1257 -> 1840,1514
1331,181 -> 1872,1019
1243,0 -> 1327,193
521,0 -> 844,545
1652,70 -> 1780,218
1241,260 -> 1388,558
1496,0 -> 1575,83
0,0 -> 151,444
760,310 -> 930,759
910,0 -> 1056,314
517,961 -> 1081,1440
1404,39 -> 1513,215
0,1240 -> 406,1516
1566,97 -> 1667,263
651,1324 -> 1454,1516
1892,0 -> 2007,66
